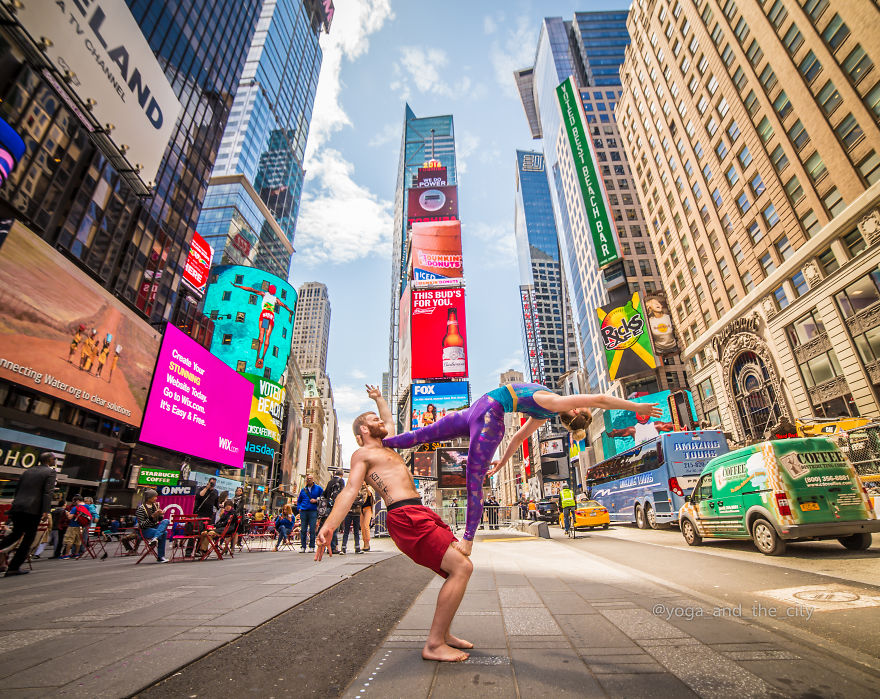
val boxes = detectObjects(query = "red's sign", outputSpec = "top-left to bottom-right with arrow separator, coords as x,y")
181,232 -> 213,296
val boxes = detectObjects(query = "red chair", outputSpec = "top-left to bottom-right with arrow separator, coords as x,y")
135,528 -> 161,564
80,526 -> 107,559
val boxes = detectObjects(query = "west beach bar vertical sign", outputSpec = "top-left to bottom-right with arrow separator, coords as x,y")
556,77 -> 621,269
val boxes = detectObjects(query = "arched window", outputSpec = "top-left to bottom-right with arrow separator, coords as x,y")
731,351 -> 781,440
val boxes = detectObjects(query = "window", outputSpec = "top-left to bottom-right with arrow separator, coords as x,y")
751,222 -> 765,248
859,150 -> 880,186
707,74 -> 719,95
773,91 -> 792,119
783,25 -> 804,55
804,152 -> 827,182
818,247 -> 839,275
792,271 -> 809,297
817,80 -> 842,115
804,0 -> 829,23
235,311 -> 246,323
732,242 -> 744,265
776,235 -> 794,260
732,66 -> 747,92
221,334 -> 232,345
716,140 -> 728,159
727,120 -> 741,141
722,215 -> 734,236
767,1 -> 787,29
771,144 -> 789,172
712,188 -> 723,208
694,141 -> 705,160
726,165 -> 740,185
799,50 -> 822,83
717,96 -> 730,118
787,310 -> 827,347
757,117 -> 773,143
738,146 -> 752,168
699,54 -> 709,74
843,228 -> 867,258
692,181 -> 703,199
712,22 -> 724,46
734,17 -> 749,44
746,39 -> 764,67
823,187 -> 845,216
751,173 -> 766,197
689,75 -> 699,94
221,291 -> 231,302
719,257 -> 730,279
835,113 -> 864,149
236,360 -> 246,373
835,266 -> 880,317
697,95 -> 709,114
706,116 -> 719,137
802,209 -> 822,237
787,120 -> 809,150
761,253 -> 776,275
721,43 -> 735,67
822,13 -> 850,52
759,65 -> 778,92
698,377 -> 714,401
742,271 -> 755,292
737,192 -> 751,213
774,286 -> 790,309
763,203 -> 780,228
867,83 -> 880,120
785,175 -> 804,204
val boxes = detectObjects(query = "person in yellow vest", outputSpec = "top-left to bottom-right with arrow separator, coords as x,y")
560,486 -> 576,534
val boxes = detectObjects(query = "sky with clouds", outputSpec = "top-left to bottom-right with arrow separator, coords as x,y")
290,0 -> 628,463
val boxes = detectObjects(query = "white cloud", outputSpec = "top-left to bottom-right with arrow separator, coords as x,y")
483,14 -> 501,35
350,368 -> 367,380
295,148 -> 393,266
368,122 -> 400,148
490,349 -> 526,383
465,221 -> 517,270
306,0 -> 395,160
390,46 -> 474,100
296,0 -> 395,266
489,15 -> 538,96
333,383 -> 377,464
455,131 -> 480,175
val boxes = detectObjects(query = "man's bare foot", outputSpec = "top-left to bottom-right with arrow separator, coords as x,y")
422,642 -> 469,662
446,633 -> 474,649
451,539 -> 473,557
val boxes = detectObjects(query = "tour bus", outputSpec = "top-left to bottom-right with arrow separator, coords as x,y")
586,430 -> 729,528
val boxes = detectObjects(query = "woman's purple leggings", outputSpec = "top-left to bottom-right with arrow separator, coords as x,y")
383,394 -> 505,540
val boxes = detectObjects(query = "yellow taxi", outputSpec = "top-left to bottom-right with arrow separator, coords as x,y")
558,500 -> 610,529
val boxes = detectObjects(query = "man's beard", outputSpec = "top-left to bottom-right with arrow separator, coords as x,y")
368,423 -> 388,439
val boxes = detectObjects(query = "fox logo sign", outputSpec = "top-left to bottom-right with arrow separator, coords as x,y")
414,385 -> 437,395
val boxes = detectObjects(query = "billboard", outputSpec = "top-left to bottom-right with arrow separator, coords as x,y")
136,467 -> 179,488
10,0 -> 182,190
181,232 -> 213,297
0,221 -> 160,425
437,447 -> 468,489
411,382 -> 469,429
409,221 -> 463,286
0,117 -> 25,185
597,292 -> 656,381
412,451 -> 436,479
398,285 -> 412,394
203,265 -> 296,384
556,77 -> 621,268
645,293 -> 678,354
600,389 -> 697,457
520,286 -> 546,384
139,324 -> 251,468
407,186 -> 458,225
411,288 -> 468,380
243,373 -> 285,466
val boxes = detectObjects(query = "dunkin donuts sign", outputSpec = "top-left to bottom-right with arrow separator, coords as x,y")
409,221 -> 463,286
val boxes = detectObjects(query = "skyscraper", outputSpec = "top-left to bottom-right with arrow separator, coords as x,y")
515,150 -> 579,388
292,282 -> 332,374
197,0 -> 330,280
618,0 -> 880,441
388,105 -> 458,426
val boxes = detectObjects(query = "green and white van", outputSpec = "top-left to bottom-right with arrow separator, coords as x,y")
679,437 -> 879,555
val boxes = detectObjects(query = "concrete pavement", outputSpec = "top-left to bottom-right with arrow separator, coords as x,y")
0,541 -> 398,697
343,530 -> 880,698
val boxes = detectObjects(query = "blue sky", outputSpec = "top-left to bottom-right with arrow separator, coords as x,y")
290,0 -> 629,461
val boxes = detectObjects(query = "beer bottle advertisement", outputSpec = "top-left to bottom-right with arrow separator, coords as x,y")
411,287 -> 468,380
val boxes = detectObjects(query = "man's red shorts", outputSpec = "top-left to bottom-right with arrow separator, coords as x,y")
386,505 -> 457,578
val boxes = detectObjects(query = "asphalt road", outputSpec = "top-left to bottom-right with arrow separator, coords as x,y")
135,554 -> 433,698
554,523 -> 880,670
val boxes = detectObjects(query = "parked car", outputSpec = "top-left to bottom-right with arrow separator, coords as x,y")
679,438 -> 879,555
558,500 -> 610,529
536,497 -> 560,522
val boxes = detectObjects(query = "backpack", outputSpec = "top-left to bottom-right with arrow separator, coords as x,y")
316,496 -> 331,519
325,478 -> 344,506
70,504 -> 91,527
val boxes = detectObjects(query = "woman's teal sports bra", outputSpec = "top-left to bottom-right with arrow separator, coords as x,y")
485,383 -> 557,420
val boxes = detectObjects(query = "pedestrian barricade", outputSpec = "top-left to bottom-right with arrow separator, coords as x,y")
372,508 -> 388,538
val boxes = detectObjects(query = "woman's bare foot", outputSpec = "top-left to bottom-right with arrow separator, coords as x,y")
422,642 -> 469,662
451,539 -> 473,557
446,633 -> 474,649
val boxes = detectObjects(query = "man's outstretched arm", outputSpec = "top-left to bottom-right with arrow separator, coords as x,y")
366,384 -> 395,437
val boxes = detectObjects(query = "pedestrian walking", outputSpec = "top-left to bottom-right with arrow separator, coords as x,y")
560,486 -> 576,533
0,452 -> 56,576
528,499 -> 537,521
59,496 -> 91,559
135,489 -> 170,562
232,486 -> 246,549
487,494 -> 500,530
322,469 -> 345,554
50,501 -> 68,558
360,484 -> 374,551
340,486 -> 365,554
296,474 -> 323,553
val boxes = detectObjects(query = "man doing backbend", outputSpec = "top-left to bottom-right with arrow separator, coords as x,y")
383,382 -> 663,556
315,385 -> 474,662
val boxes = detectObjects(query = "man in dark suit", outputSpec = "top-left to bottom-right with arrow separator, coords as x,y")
0,452 -> 57,577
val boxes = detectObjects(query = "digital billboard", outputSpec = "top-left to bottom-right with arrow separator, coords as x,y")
243,373 -> 285,466
437,447 -> 468,489
139,324 -> 251,468
556,77 -> 621,268
409,221 -> 463,286
398,285 -> 412,394
407,186 -> 458,225
203,265 -> 296,384
411,382 -> 469,429
0,117 -> 25,184
411,288 -> 468,380
0,221 -> 161,425
181,232 -> 214,296
597,292 -> 656,381
600,389 -> 697,457
645,293 -> 678,354
412,451 -> 436,479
